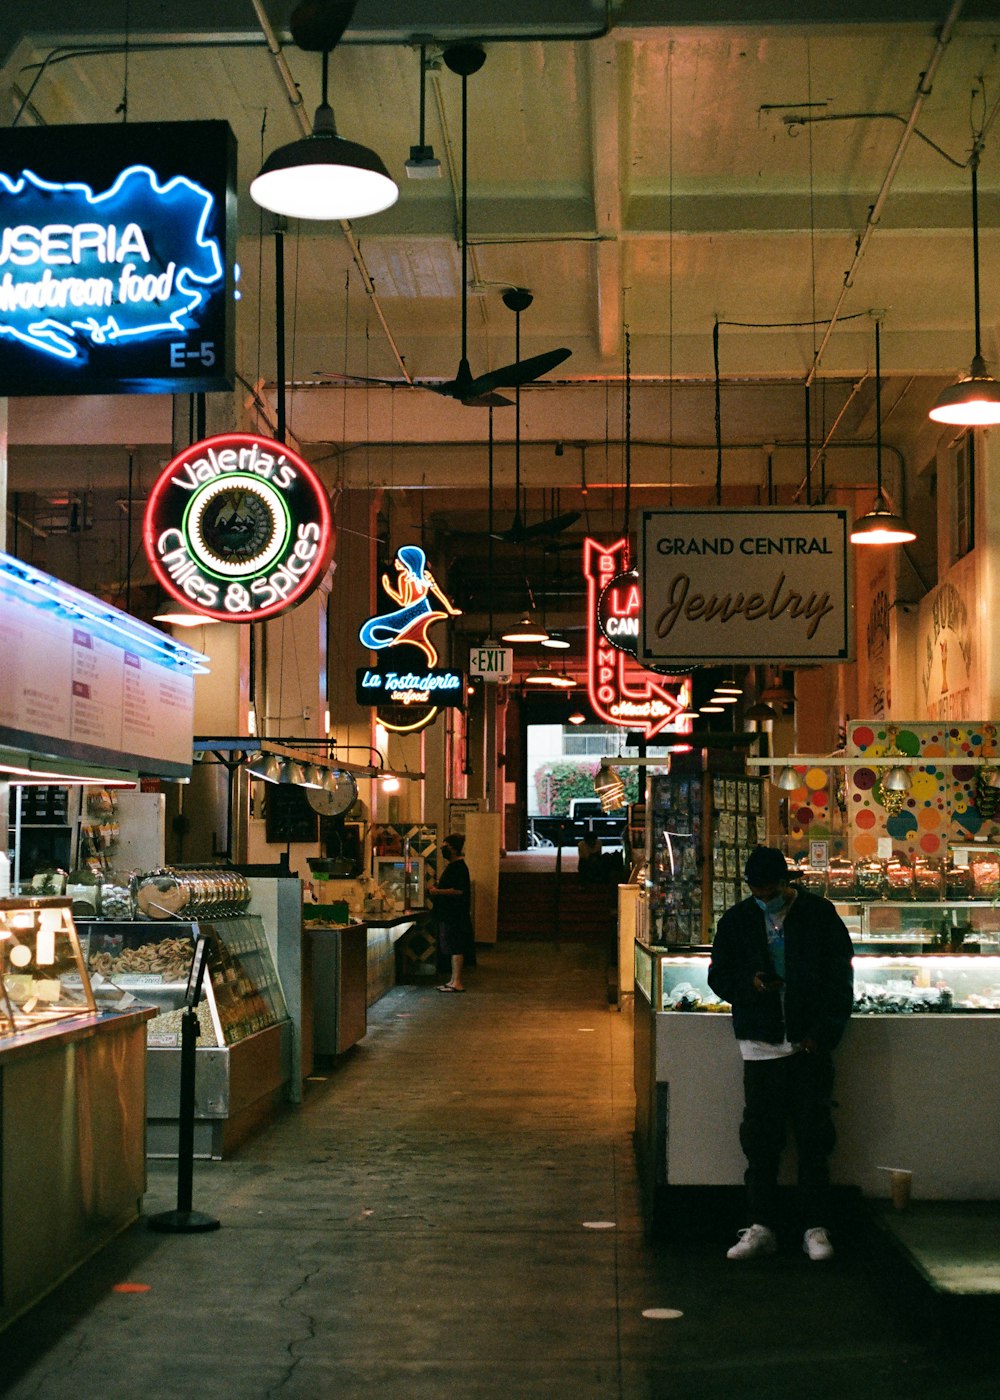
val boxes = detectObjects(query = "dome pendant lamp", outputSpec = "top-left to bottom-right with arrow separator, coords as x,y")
851,321 -> 917,546
250,3 -> 398,222
929,154 -> 1000,427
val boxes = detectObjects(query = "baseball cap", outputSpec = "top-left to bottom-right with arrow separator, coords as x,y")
743,846 -> 801,887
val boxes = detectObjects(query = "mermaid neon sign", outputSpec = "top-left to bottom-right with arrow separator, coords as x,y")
358,546 -> 462,733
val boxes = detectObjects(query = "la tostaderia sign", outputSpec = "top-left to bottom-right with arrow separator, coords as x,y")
144,433 -> 334,624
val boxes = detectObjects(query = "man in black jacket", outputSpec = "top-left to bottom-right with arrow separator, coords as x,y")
708,845 -> 854,1262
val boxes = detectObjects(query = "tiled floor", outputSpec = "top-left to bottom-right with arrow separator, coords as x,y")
3,941 -> 998,1399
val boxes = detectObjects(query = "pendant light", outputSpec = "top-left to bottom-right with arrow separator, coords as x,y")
250,4 -> 398,221
541,629 -> 570,650
773,766 -> 802,791
851,321 -> 916,546
929,154 -> 1000,427
502,613 -> 550,643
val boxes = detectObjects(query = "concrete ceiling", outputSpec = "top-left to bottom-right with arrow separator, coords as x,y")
2,1 -> 1000,641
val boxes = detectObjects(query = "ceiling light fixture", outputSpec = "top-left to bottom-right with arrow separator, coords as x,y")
541,629 -> 570,650
929,153 -> 1000,427
744,700 -> 779,722
250,4 -> 398,221
852,320 -> 916,545
525,662 -> 557,686
153,600 -> 220,628
404,43 -> 442,179
594,759 -> 627,812
567,710 -> 587,726
773,766 -> 802,791
502,613 -> 549,644
247,752 -> 284,784
699,704 -> 725,714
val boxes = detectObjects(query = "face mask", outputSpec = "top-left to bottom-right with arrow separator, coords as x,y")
754,893 -> 786,915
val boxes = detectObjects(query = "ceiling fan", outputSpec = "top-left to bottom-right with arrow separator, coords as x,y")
492,287 -> 582,543
315,43 -> 571,408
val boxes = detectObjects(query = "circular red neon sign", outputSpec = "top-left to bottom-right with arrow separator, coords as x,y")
143,432 -> 333,623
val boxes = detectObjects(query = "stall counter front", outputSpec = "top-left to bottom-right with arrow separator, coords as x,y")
1,1008 -> 154,1333
306,912 -> 424,1058
634,942 -> 1000,1223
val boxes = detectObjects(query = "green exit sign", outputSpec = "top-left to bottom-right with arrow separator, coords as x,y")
469,646 -> 513,681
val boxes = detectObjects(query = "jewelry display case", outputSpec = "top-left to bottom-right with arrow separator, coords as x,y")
0,897 -> 96,1035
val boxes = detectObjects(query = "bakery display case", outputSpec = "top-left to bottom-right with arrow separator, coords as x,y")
0,897 -> 96,1034
79,914 -> 291,1158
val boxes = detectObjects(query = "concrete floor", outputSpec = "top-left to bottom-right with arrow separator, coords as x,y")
3,941 -> 998,1400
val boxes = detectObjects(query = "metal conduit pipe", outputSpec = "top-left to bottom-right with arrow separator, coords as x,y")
805,0 -> 965,386
248,0 -> 412,386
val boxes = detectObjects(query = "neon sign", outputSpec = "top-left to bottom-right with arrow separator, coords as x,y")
358,546 -> 462,733
584,537 -> 690,740
356,667 -> 465,708
144,433 -> 334,624
0,121 -> 234,395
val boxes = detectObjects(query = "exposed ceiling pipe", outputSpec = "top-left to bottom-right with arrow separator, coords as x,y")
805,0 -> 965,386
249,0 -> 412,386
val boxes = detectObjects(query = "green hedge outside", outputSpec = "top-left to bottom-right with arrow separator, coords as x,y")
532,760 -> 639,816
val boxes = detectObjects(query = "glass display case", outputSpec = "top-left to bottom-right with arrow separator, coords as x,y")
635,935 -> 1000,1015
0,896 -> 96,1035
644,760 -> 765,946
81,915 -> 287,1048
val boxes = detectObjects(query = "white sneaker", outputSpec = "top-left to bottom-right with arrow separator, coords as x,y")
803,1227 -> 834,1261
726,1223 -> 777,1260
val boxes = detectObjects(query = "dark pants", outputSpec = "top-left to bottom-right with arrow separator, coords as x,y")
740,1050 -> 836,1230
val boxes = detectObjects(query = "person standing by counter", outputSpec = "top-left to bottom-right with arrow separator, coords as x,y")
708,846 -> 854,1263
428,833 -> 474,993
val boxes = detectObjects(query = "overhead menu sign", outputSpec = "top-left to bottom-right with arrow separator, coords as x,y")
639,508 -> 852,665
0,552 -> 205,778
0,120 -> 235,395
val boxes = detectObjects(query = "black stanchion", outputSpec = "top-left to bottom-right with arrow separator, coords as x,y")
147,931 -> 220,1234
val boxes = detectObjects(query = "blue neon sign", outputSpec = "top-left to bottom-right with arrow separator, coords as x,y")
0,121 -> 235,396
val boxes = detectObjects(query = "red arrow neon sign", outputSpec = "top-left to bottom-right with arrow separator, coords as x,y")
583,537 -> 690,740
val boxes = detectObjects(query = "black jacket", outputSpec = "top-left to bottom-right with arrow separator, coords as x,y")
707,889 -> 854,1050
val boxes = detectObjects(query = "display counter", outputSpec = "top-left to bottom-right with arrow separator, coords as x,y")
634,937 -> 1000,1222
306,912 -> 422,1058
78,915 -> 292,1159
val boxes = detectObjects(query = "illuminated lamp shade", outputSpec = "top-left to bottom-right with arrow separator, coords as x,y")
677,709 -> 700,722
699,704 -> 724,714
247,752 -> 283,784
381,774 -> 401,793
853,320 -> 916,545
567,710 -> 587,725
714,679 -> 742,696
882,765 -> 911,792
760,680 -> 794,708
929,159 -> 1000,427
541,629 -> 571,650
773,766 -> 802,791
525,663 -> 557,686
594,759 -> 627,813
548,668 -> 575,690
282,760 -> 308,786
502,613 -> 549,643
712,694 -> 739,705
302,764 -> 326,789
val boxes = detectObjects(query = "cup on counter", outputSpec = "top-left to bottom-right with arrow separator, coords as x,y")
879,1166 -> 913,1210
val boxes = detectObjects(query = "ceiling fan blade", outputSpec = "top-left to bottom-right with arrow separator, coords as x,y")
466,347 -> 572,398
516,511 -> 582,540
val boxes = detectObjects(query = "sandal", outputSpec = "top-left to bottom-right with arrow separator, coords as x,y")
436,984 -> 466,993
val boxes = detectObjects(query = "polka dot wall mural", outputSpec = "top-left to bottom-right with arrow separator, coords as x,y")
847,721 -> 1000,861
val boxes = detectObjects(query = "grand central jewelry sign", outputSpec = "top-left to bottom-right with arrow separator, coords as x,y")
639,508 -> 852,665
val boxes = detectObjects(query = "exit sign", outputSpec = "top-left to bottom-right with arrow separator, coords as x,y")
469,645 -> 513,682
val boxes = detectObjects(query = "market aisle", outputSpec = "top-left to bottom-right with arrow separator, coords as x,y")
3,942 -> 997,1400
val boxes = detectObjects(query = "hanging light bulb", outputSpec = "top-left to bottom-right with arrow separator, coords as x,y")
853,321 -> 917,544
929,156 -> 1000,427
594,759 -> 627,812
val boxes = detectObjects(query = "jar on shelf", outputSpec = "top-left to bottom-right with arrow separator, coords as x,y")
885,857 -> 914,900
855,859 -> 885,900
98,870 -> 136,920
945,862 -> 974,900
826,858 -> 856,899
969,853 -> 1000,901
913,857 -> 944,900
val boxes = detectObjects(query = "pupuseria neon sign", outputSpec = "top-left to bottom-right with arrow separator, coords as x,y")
584,537 -> 690,740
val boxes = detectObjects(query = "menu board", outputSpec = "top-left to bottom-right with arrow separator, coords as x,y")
0,559 -> 199,778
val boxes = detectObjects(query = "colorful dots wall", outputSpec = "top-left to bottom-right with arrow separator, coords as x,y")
847,721 -> 1000,859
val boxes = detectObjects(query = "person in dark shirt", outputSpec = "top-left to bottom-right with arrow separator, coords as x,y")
428,833 -> 474,993
708,846 -> 854,1263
